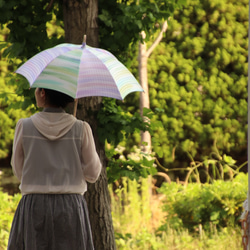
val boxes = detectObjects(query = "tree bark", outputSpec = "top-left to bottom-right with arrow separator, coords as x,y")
138,21 -> 168,154
139,32 -> 151,153
62,1 -> 116,249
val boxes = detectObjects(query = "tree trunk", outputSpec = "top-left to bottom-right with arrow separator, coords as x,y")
138,22 -> 168,154
62,1 -> 116,249
138,23 -> 168,200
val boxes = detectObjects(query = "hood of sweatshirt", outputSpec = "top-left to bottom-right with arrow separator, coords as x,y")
30,109 -> 77,141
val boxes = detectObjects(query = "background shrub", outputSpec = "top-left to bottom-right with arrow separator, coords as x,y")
158,172 -> 247,233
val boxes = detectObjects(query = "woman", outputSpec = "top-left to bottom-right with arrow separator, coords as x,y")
8,88 -> 102,250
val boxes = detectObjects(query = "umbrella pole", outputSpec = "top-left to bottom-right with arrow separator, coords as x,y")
72,34 -> 86,118
73,99 -> 78,117
73,34 -> 86,118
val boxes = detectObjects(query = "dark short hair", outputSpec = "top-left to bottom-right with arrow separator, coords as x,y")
40,88 -> 74,108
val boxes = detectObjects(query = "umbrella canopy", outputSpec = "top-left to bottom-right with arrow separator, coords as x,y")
16,42 -> 144,100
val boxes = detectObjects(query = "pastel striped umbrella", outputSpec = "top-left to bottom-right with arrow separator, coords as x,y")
16,43 -> 143,100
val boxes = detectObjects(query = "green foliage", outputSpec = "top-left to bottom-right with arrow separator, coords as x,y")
0,77 -> 32,158
0,190 -> 21,249
0,0 -> 179,168
110,177 -> 152,235
1,0 -> 247,183
97,98 -> 148,146
98,98 -> 161,182
157,146 -> 247,185
0,26 -> 35,159
97,98 -> 163,145
106,145 -> 157,183
126,0 -> 248,169
158,172 -> 247,233
0,4 -> 63,160
98,0 -> 187,54
1,178 -> 243,250
0,0 -> 63,59
111,177 -> 243,250
115,228 -> 242,250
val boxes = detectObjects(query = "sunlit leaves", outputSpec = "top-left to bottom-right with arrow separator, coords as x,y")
98,0 -> 187,53
124,0 -> 248,168
0,0 -> 61,59
0,73 -> 33,158
159,173 -> 247,232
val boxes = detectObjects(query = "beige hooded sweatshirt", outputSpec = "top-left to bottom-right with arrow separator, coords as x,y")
11,109 -> 102,195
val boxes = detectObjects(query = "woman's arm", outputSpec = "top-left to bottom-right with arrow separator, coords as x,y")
81,122 -> 102,183
11,119 -> 24,181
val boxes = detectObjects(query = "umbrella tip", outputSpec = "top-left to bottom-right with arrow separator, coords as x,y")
81,35 -> 87,48
83,35 -> 87,43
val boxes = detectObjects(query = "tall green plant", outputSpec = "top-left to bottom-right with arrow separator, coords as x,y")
156,144 -> 247,184
110,177 -> 152,235
110,177 -> 243,250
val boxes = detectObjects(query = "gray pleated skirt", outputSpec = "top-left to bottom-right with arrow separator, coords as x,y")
7,194 -> 94,250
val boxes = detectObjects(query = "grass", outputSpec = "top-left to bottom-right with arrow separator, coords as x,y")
110,177 -> 243,250
0,174 -> 244,250
114,227 -> 242,250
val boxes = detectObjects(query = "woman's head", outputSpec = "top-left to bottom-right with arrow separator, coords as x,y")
35,88 -> 74,108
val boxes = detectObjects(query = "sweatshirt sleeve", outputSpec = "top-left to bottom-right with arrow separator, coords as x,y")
81,122 -> 102,183
11,119 -> 24,181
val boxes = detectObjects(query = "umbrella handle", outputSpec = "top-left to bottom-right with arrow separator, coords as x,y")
73,99 -> 78,117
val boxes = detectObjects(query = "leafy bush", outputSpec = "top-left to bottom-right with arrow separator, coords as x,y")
158,173 -> 247,233
0,190 -> 21,250
110,176 -> 243,250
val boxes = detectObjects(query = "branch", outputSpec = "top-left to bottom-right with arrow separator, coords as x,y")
146,20 -> 168,58
46,0 -> 54,12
